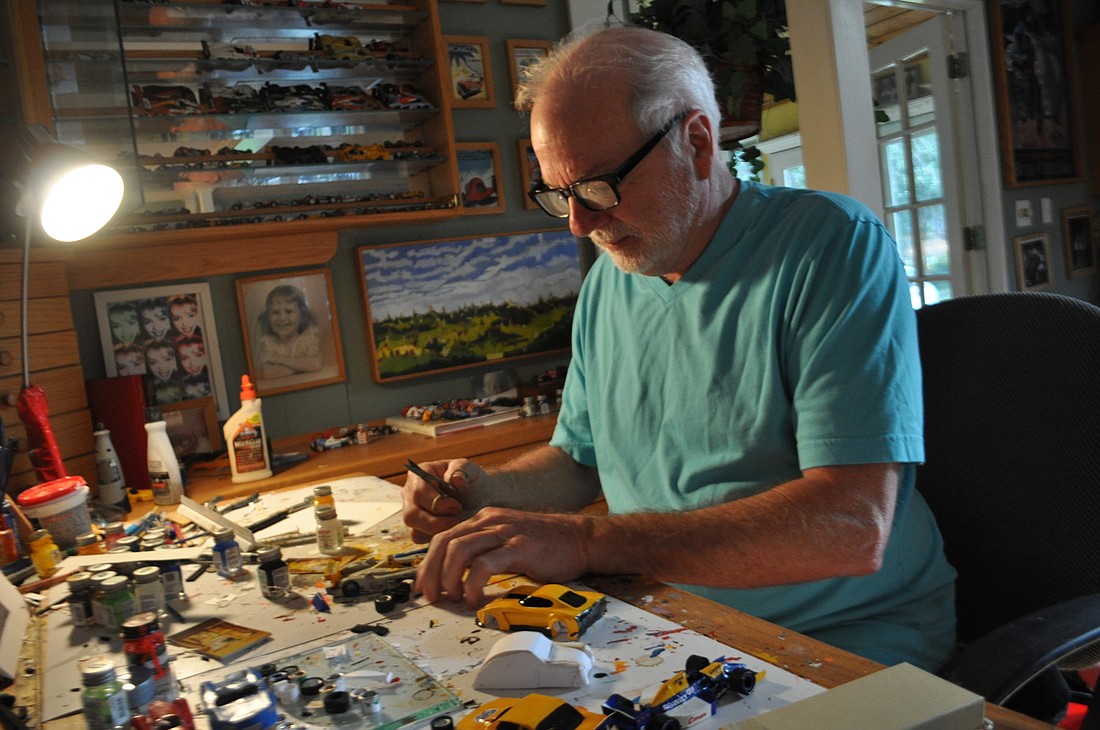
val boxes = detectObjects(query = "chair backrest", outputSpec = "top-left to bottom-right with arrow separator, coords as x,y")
915,292 -> 1100,646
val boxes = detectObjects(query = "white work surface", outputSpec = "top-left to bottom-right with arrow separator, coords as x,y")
36,476 -> 824,726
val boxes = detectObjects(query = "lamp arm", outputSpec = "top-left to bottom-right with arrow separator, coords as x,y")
18,186 -> 32,390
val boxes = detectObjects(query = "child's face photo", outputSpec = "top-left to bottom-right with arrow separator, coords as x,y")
141,305 -> 172,340
147,346 -> 178,382
183,379 -> 212,398
109,309 -> 140,344
178,343 -> 207,375
171,302 -> 200,336
268,295 -> 302,342
115,350 -> 145,376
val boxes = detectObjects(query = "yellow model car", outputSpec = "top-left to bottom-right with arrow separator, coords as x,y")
475,584 -> 607,640
457,694 -> 610,730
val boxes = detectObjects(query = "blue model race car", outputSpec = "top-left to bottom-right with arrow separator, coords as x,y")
603,655 -> 759,729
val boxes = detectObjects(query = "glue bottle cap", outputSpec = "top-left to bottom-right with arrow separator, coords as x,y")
240,374 -> 257,400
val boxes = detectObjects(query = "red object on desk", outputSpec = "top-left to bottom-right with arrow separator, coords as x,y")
15,383 -> 66,482
86,375 -> 149,490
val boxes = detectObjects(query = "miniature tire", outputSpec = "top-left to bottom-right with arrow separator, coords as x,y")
477,614 -> 500,630
375,594 -> 396,613
300,677 -> 325,696
341,581 -> 361,598
651,713 -> 681,730
728,667 -> 757,695
324,690 -> 352,714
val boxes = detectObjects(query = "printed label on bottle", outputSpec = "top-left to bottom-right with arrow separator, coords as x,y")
232,423 -> 267,473
150,472 -> 170,500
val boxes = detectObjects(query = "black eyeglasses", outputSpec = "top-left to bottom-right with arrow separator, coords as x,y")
527,111 -> 689,218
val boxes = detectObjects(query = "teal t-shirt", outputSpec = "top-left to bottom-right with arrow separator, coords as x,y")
551,182 -> 956,671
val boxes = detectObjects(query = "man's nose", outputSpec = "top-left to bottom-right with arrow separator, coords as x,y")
567,198 -> 609,237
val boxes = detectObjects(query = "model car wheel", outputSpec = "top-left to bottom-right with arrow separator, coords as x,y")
341,581 -> 361,598
479,613 -> 500,630
651,713 -> 680,730
550,620 -> 569,639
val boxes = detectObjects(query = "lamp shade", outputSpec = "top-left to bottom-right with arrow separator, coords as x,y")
21,126 -> 124,242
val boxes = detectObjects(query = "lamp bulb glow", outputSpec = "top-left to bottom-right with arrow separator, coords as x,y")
39,164 -> 125,242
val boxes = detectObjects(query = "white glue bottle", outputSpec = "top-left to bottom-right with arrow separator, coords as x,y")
223,374 -> 272,483
146,417 -> 184,506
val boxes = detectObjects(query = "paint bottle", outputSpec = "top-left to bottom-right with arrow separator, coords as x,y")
94,428 -> 130,513
312,484 -> 335,510
160,559 -> 187,603
122,612 -> 177,703
103,522 -> 125,550
132,565 -> 166,618
75,531 -> 107,555
256,545 -> 291,601
212,527 -> 244,578
223,374 -> 272,484
315,505 -> 343,555
146,420 -> 184,506
79,655 -> 131,730
99,574 -> 136,630
29,529 -> 63,579
66,571 -> 96,627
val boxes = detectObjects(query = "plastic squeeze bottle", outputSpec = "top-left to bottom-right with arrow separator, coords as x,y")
223,374 -> 273,483
146,419 -> 184,505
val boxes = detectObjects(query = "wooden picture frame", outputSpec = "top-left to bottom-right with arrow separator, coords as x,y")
94,282 -> 230,419
358,229 -> 582,382
1061,206 -> 1096,279
455,142 -> 506,213
517,137 -> 541,210
444,35 -> 494,108
235,269 -> 346,397
1013,233 -> 1053,291
161,396 -> 221,459
988,0 -> 1082,186
505,38 -> 553,102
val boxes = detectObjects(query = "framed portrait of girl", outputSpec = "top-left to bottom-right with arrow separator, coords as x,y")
235,269 -> 346,396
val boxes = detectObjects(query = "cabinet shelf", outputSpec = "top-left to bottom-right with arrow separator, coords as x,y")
33,0 -> 460,243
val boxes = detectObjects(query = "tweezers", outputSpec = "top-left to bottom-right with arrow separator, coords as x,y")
404,459 -> 460,498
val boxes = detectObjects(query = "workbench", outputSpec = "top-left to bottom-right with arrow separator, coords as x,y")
9,416 -> 1054,729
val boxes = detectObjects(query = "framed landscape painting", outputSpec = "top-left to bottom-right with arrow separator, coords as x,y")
358,229 -> 581,382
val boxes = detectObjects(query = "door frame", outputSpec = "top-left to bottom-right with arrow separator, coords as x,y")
786,0 -> 1008,293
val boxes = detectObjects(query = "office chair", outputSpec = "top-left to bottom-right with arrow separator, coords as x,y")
915,291 -> 1100,727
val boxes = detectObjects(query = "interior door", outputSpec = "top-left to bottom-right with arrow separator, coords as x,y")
869,11 -> 988,306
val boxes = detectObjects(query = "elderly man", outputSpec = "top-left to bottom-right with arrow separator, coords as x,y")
403,25 -> 956,672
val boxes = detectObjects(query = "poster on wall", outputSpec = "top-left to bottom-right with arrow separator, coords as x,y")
94,283 -> 230,419
988,0 -> 1082,186
358,229 -> 581,382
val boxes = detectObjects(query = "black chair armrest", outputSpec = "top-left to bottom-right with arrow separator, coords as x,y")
941,592 -> 1100,705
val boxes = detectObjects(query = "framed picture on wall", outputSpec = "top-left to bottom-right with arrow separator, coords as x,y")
94,282 -> 230,419
357,229 -> 582,382
444,35 -> 494,108
517,138 -> 541,210
1013,233 -> 1053,290
1061,206 -> 1096,278
455,142 -> 506,213
988,0 -> 1082,186
161,396 -> 221,459
505,38 -> 553,102
235,269 -> 346,397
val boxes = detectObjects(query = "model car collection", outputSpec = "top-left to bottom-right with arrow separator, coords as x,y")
475,584 -> 607,641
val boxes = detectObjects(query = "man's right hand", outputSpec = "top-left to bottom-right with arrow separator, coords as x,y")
401,458 -> 483,543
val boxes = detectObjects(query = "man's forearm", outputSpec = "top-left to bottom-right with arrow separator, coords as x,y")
481,444 -> 601,513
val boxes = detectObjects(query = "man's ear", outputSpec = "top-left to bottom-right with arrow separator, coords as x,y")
685,111 -> 717,179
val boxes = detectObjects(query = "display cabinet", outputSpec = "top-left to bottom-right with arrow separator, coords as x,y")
33,0 -> 460,242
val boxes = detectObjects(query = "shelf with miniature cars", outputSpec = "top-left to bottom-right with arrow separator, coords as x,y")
30,0 -> 459,244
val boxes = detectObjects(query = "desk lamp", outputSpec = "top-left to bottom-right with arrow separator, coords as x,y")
9,124 -> 124,483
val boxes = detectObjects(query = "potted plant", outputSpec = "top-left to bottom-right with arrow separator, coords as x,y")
630,0 -> 796,148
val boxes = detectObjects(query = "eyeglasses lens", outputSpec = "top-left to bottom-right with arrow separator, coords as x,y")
533,190 -> 571,218
575,180 -> 618,210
